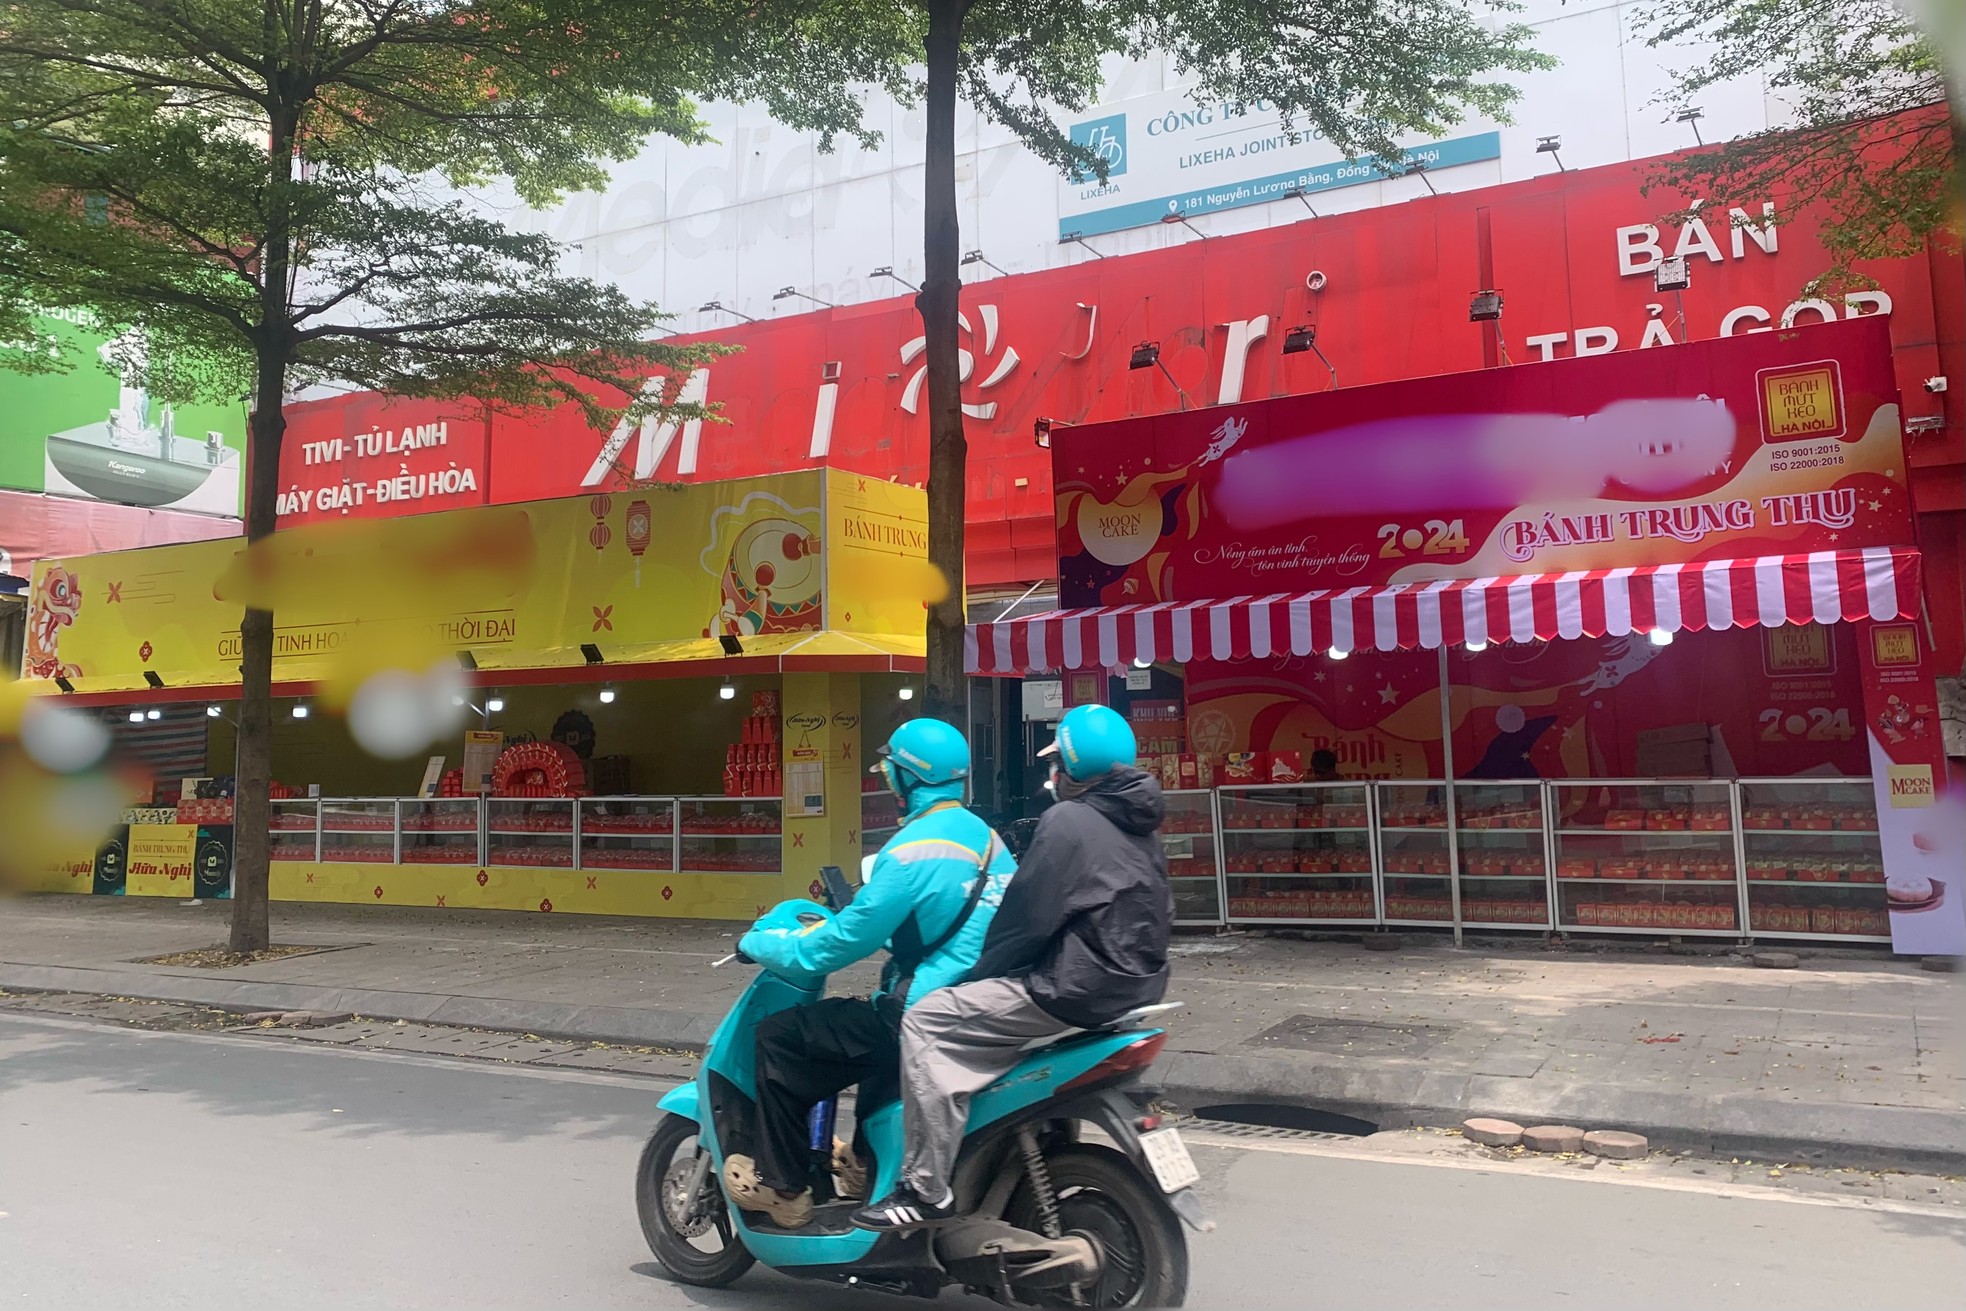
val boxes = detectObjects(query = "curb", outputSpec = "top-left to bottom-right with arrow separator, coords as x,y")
7,962 -> 1963,1173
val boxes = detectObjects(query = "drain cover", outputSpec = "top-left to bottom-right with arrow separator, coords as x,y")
1244,1015 -> 1451,1055
1189,1104 -> 1378,1137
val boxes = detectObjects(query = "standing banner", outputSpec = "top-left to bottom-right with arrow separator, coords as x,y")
125,823 -> 200,898
1857,621 -> 1966,955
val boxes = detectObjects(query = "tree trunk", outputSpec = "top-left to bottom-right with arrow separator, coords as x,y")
229,87 -> 296,954
228,355 -> 283,954
919,0 -> 967,728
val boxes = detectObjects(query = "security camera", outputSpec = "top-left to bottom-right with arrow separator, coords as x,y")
1305,270 -> 1328,293
1924,376 -> 1948,394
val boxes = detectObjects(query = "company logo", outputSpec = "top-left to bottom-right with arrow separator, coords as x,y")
1887,764 -> 1936,807
899,305 -> 1022,420
1870,623 -> 1920,668
1757,359 -> 1844,444
1069,114 -> 1128,182
786,712 -> 826,733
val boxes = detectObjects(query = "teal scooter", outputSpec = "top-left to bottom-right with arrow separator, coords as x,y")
634,870 -> 1205,1307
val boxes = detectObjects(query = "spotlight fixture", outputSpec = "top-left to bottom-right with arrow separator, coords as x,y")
1404,160 -> 1439,195
1127,341 -> 1193,410
127,710 -> 145,724
598,688 -> 617,704
698,299 -> 758,323
719,678 -> 737,702
1653,256 -> 1691,293
1281,325 -> 1340,389
292,704 -> 310,719
485,696 -> 505,713
773,286 -> 836,309
1158,211 -> 1207,240
1464,641 -> 1488,654
206,705 -> 222,718
898,686 -> 915,701
960,249 -> 1010,278
581,643 -> 605,665
1535,135 -> 1566,172
143,670 -> 165,689
1327,647 -> 1350,661
54,676 -> 75,693
1648,629 -> 1675,647
719,634 -> 744,657
1059,231 -> 1106,259
1469,290 -> 1504,323
870,266 -> 919,292
1132,657 -> 1152,670
1675,106 -> 1705,146
456,650 -> 478,671
1279,185 -> 1319,217
1033,417 -> 1053,449
146,708 -> 161,720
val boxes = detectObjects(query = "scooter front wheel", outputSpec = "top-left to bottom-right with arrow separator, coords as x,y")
1005,1144 -> 1188,1308
635,1113 -> 755,1288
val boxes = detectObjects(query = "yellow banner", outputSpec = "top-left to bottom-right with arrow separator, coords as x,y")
23,471 -> 925,692
126,823 -> 199,897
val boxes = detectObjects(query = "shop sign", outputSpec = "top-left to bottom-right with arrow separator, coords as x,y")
266,125 -> 1956,604
0,486 -> 238,584
1054,86 -> 1501,238
276,395 -> 491,526
24,470 -> 927,692
125,823 -> 199,898
1053,316 -> 1913,605
0,309 -> 247,514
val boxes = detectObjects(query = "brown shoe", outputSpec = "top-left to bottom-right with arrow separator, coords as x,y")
832,1138 -> 869,1201
721,1154 -> 813,1228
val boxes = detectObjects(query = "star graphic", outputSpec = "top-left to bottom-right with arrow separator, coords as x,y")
1378,683 -> 1399,704
1828,533 -> 1839,542
1313,670 -> 1328,683
1867,500 -> 1882,511
592,605 -> 614,631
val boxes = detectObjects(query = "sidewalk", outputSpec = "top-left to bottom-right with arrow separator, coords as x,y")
3,895 -> 1961,1168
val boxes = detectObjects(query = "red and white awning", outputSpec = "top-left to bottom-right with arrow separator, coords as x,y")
966,547 -> 1922,674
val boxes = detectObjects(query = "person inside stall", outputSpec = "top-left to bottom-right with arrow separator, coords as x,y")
1309,749 -> 1342,782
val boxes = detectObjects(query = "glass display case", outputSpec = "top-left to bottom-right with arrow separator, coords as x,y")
1452,781 -> 1552,930
318,798 -> 397,864
1551,781 -> 1741,935
1161,790 -> 1223,925
1738,778 -> 1889,941
1375,782 -> 1453,927
679,796 -> 783,873
861,787 -> 901,858
1218,783 -> 1376,925
578,797 -> 677,872
485,797 -> 576,868
399,798 -> 482,866
269,798 -> 320,862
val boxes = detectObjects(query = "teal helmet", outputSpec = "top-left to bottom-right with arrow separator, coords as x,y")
1043,703 -> 1137,782
874,717 -> 972,792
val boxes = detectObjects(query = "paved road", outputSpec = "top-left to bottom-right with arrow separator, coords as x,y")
2,1012 -> 1961,1310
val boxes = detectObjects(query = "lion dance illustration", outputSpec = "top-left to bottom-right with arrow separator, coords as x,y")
26,566 -> 83,680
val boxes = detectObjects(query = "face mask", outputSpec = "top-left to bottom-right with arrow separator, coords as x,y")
1042,765 -> 1060,798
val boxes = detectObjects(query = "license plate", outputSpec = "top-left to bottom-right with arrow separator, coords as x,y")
1139,1127 -> 1200,1193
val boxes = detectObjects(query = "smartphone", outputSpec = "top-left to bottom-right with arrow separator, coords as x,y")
818,864 -> 856,912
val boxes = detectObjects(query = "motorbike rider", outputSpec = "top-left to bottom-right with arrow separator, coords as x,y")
723,717 -> 1015,1229
853,702 -> 1173,1231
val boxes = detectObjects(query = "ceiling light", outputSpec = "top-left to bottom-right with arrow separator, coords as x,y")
485,696 -> 505,713
292,704 -> 310,719
598,688 -> 616,704
719,679 -> 736,701
1649,629 -> 1675,646
206,705 -> 222,718
898,686 -> 915,701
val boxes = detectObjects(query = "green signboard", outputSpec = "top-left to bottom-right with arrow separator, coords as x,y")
0,309 -> 246,514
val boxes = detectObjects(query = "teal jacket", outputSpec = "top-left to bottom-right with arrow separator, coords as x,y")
739,782 -> 1016,1009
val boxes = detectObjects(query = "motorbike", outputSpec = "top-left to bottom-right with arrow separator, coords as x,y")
634,870 -> 1206,1307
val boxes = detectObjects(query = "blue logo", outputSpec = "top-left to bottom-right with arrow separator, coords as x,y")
1069,114 -> 1127,182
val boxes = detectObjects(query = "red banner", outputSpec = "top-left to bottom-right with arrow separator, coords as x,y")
1053,318 -> 1912,605
1856,620 -> 1966,955
274,396 -> 491,526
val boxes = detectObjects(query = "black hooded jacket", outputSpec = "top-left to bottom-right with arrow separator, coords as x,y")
971,767 -> 1173,1028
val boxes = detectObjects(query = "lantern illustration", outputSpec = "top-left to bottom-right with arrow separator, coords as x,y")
589,495 -> 613,553
625,499 -> 651,586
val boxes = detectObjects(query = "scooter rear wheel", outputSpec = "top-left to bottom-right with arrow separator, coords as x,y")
1005,1143 -> 1188,1308
635,1114 -> 755,1288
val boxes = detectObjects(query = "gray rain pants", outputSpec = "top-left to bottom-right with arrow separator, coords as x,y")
898,976 -> 1073,1201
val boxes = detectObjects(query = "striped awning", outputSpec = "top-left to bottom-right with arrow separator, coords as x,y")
965,547 -> 1922,674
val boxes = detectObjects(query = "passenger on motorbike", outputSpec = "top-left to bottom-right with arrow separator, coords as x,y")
722,717 -> 1015,1229
853,703 -> 1174,1232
